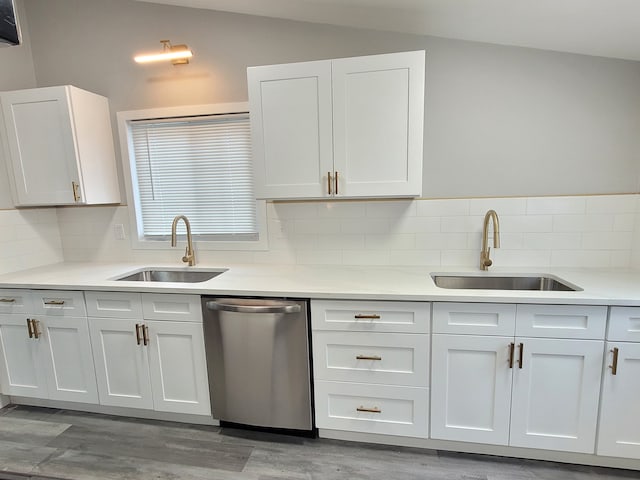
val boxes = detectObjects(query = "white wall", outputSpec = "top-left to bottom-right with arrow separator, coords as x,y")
22,0 -> 640,199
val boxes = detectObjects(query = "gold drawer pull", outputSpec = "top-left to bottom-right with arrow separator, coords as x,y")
357,406 -> 381,414
356,355 -> 382,361
508,342 -> 515,369
609,347 -> 619,375
27,318 -> 34,338
72,181 -> 81,202
0,298 -> 16,303
32,319 -> 40,339
143,324 -> 149,346
44,300 -> 65,305
327,172 -> 332,195
135,324 -> 142,345
354,314 -> 381,320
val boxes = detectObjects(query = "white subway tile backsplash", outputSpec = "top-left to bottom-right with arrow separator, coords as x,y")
469,197 -> 527,216
552,214 -> 615,232
523,232 -> 582,250
613,214 -> 636,232
343,250 -> 390,266
501,215 -> 553,233
340,218 -> 391,234
390,249 -> 441,266
417,198 -> 469,217
317,201 -> 366,218
527,196 -> 586,215
365,233 -> 416,250
586,195 -> 637,214
551,250 -> 612,268
2,194 -> 638,274
416,232 -> 468,250
441,216 -> 484,233
582,231 -> 633,251
394,216 -> 441,234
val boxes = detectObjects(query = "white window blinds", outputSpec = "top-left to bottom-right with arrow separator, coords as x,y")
130,113 -> 258,241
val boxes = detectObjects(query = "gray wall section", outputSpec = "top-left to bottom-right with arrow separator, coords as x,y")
0,0 -> 36,209
15,0 -> 640,200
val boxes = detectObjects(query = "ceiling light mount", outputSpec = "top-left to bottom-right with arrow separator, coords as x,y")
134,39 -> 193,65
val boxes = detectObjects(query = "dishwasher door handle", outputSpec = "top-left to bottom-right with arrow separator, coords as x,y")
205,300 -> 301,315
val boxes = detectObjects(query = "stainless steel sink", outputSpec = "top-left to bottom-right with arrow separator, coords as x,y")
114,268 -> 227,283
431,274 -> 581,292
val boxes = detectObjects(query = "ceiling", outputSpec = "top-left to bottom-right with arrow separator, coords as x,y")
135,0 -> 640,62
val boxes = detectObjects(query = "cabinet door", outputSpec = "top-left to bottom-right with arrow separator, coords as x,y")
0,314 -> 48,398
430,334 -> 513,445
146,321 -> 210,415
248,60 -> 333,199
597,342 -> 640,459
88,317 -> 153,409
332,51 -> 424,197
0,86 -> 80,206
40,316 -> 98,404
509,337 -> 604,453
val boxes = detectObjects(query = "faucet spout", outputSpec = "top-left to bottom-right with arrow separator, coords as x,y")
171,215 -> 196,266
480,210 -> 500,270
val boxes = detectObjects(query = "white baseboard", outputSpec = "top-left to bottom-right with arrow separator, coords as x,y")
318,429 -> 640,471
9,396 -> 218,426
0,394 -> 9,409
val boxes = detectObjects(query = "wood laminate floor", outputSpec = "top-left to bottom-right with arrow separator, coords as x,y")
0,405 -> 636,480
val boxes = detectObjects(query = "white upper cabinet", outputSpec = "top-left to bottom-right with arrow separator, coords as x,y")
0,85 -> 121,207
248,51 -> 425,200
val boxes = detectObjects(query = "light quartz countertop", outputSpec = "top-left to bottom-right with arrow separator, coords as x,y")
0,262 -> 639,306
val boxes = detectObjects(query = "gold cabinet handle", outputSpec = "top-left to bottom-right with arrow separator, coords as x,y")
357,406 -> 381,413
143,325 -> 149,346
135,324 -> 142,345
72,181 -> 81,202
26,318 -> 34,339
508,342 -> 515,369
0,298 -> 16,303
609,347 -> 619,375
44,300 -> 65,305
327,172 -> 332,195
354,314 -> 381,320
518,342 -> 524,369
32,319 -> 40,339
334,171 -> 339,195
356,355 -> 382,361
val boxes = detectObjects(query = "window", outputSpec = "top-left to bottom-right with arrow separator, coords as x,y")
117,102 -> 267,250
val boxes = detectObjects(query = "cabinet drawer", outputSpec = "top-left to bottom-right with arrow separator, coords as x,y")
142,294 -> 202,322
85,291 -> 143,319
311,300 -> 430,333
516,304 -> 606,340
433,303 -> 516,336
607,307 -> 640,342
31,290 -> 86,316
314,380 -> 429,438
0,289 -> 31,314
313,332 -> 428,387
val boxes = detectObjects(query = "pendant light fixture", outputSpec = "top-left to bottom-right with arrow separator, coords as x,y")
134,40 -> 193,65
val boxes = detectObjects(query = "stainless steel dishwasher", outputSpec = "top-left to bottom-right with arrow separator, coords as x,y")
202,297 -> 313,432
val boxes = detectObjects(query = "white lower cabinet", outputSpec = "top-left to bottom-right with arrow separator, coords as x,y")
0,290 -> 98,404
86,292 -> 210,416
597,307 -> 640,459
431,334 -> 513,445
509,337 -> 604,453
431,302 -> 605,455
88,317 -> 153,409
312,300 -> 430,438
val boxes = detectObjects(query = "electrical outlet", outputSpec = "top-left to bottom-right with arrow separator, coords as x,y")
113,224 -> 126,240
